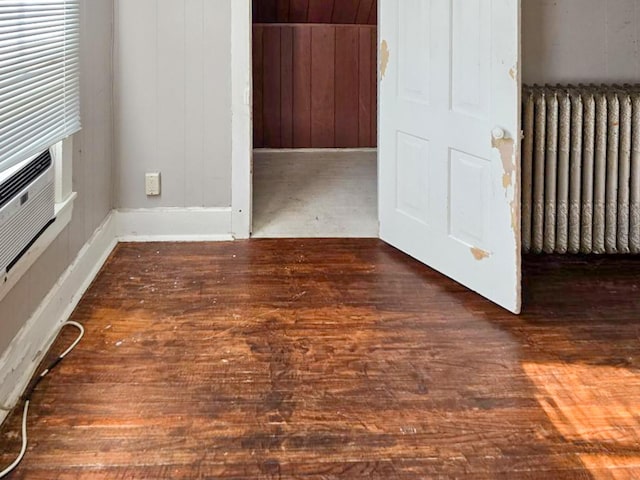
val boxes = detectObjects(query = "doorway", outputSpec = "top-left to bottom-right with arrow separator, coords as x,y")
251,0 -> 379,238
236,0 -> 522,313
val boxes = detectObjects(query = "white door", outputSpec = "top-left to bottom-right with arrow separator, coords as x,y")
379,0 -> 521,313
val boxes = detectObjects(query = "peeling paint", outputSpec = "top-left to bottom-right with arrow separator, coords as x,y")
510,148 -> 521,233
471,247 -> 491,261
492,129 -> 521,279
380,40 -> 390,78
509,66 -> 517,81
492,135 -> 516,189
501,172 -> 511,189
494,135 -> 520,234
511,199 -> 519,234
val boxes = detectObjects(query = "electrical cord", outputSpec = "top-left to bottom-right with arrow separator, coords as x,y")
0,321 -> 84,479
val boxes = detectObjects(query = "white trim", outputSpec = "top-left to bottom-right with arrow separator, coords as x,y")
0,213 -> 117,424
52,137 -> 73,204
114,207 -> 234,242
230,0 -> 252,239
51,141 -> 64,203
0,192 -> 77,304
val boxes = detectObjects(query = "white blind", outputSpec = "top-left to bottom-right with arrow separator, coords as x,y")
0,0 -> 81,173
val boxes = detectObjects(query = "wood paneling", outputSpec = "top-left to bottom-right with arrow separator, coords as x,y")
280,27 -> 294,148
2,241 -> 640,478
291,27 -> 311,147
262,27 -> 282,147
310,25 -> 335,147
277,0 -> 290,23
253,24 -> 377,149
335,27 -> 359,147
358,27 -> 372,146
254,0 -> 377,25
333,0 -> 360,24
307,0 -> 332,24
252,25 -> 265,147
288,0 -> 308,22
356,0 -> 376,25
370,26 -> 377,146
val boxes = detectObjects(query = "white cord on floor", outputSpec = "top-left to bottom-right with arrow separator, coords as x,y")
0,401 -> 29,479
0,321 -> 84,479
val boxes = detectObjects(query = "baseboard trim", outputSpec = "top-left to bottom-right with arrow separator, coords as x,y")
0,213 -> 117,424
115,207 -> 234,242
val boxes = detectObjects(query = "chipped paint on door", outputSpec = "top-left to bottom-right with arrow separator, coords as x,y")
380,40 -> 390,78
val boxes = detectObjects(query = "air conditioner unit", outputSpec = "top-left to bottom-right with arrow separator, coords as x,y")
0,150 -> 55,277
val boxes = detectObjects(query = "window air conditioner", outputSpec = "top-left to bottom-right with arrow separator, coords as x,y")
0,150 -> 55,277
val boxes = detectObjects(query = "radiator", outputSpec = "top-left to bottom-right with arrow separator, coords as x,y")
522,85 -> 640,254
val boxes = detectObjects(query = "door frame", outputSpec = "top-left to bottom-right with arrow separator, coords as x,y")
231,0 -> 521,312
230,0 -> 253,239
230,0 -> 381,239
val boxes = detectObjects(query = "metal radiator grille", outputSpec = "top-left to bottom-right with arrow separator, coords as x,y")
522,85 -> 640,254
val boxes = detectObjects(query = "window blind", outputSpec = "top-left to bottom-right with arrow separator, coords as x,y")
0,0 -> 81,174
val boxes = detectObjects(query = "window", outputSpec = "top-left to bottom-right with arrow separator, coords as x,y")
0,0 -> 81,174
0,1 -> 80,302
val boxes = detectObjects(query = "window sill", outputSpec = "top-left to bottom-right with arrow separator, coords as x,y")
0,192 -> 77,304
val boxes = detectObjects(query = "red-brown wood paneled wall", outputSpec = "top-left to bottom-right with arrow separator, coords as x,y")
253,0 -> 377,25
253,24 -> 377,149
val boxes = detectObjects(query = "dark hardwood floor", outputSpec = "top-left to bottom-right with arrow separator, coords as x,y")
2,239 -> 640,479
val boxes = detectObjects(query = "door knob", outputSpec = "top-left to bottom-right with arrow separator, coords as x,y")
492,127 -> 506,140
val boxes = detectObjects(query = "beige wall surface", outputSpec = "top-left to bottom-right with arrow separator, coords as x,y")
114,0 -> 232,209
523,0 -> 640,84
0,0 -> 114,355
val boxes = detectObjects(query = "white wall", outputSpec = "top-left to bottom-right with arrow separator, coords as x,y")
0,0 -> 114,355
523,0 -> 640,84
114,0 -> 232,209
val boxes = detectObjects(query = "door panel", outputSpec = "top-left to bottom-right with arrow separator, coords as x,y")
396,132 -> 431,224
379,0 -> 521,313
451,0 -> 491,120
449,149 -> 492,249
397,1 -> 431,105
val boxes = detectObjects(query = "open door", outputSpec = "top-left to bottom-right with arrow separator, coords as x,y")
378,0 -> 521,313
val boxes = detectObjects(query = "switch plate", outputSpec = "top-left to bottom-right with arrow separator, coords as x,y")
145,172 -> 161,196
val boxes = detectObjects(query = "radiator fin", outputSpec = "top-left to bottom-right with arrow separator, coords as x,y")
522,85 -> 640,254
632,95 -> 640,254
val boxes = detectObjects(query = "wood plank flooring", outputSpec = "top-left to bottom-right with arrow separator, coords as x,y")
2,240 -> 640,479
